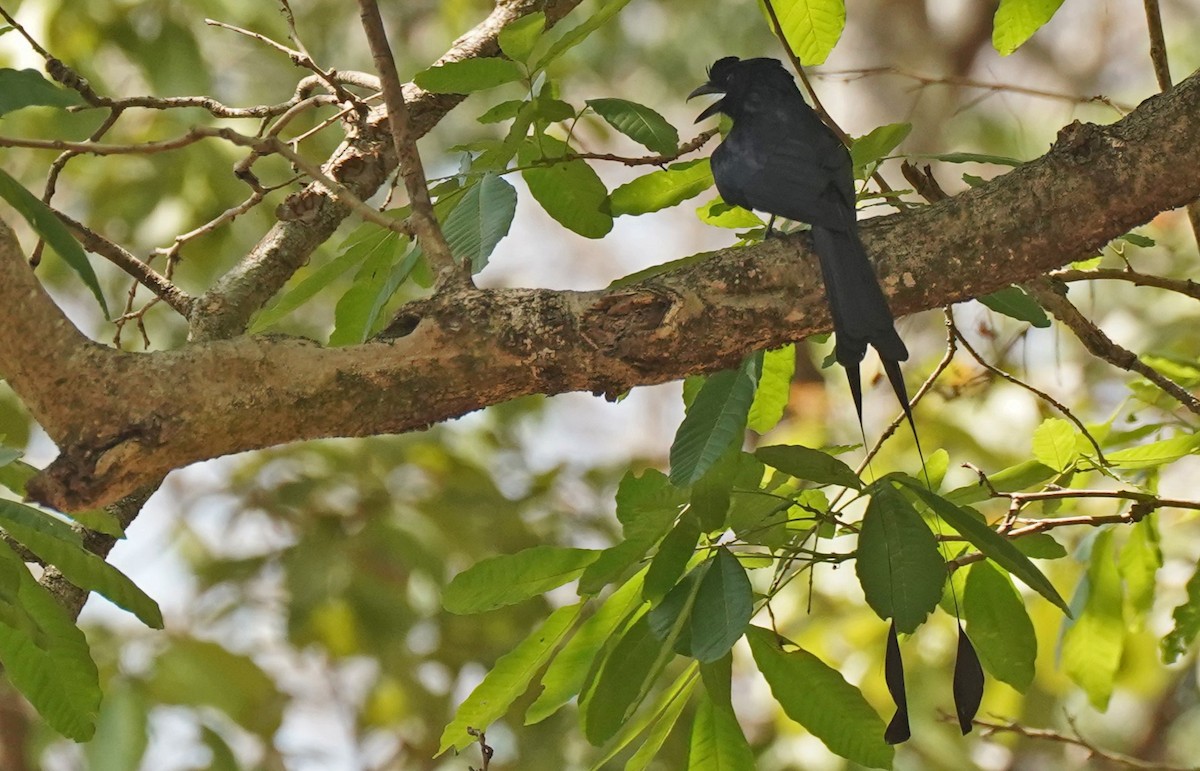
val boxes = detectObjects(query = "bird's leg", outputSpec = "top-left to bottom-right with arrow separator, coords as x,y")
764,214 -> 778,239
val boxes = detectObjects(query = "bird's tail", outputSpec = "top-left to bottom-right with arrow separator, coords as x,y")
810,225 -> 916,436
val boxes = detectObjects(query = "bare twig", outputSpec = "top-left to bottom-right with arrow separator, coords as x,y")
1142,0 -> 1173,92
566,129 -> 717,166
356,0 -> 460,285
963,714 -> 1199,771
1026,278 -> 1200,415
1051,267 -> 1200,302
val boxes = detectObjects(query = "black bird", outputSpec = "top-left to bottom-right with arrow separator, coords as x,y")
689,56 -> 913,432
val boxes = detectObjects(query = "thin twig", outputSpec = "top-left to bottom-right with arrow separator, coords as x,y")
951,308 -> 1108,464
356,0 -> 461,285
1051,267 -> 1200,302
1026,278 -> 1200,415
1142,0 -> 1173,92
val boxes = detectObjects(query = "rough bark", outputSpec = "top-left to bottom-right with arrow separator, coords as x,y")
1,68 -> 1196,512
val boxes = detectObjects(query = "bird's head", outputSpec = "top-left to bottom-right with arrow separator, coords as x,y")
687,57 -> 793,123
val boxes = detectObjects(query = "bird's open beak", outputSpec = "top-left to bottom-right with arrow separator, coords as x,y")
687,82 -> 725,123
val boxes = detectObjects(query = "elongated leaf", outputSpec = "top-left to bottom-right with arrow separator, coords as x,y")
1105,433 -> 1200,470
584,614 -> 669,745
523,157 -> 612,238
1119,518 -> 1161,628
1061,529 -> 1124,709
755,444 -> 861,490
945,459 -> 1057,505
746,626 -> 892,768
993,0 -> 1066,55
526,571 -> 647,724
580,470 -> 686,594
850,122 -> 912,171
979,286 -> 1051,327
1163,559 -> 1200,663
0,168 -> 108,317
414,58 -> 525,93
688,691 -> 755,770
442,173 -> 517,271
532,0 -> 635,70
1031,417 -> 1078,471
0,68 -> 83,115
964,561 -> 1036,691
328,229 -> 407,346
609,159 -> 713,216
746,344 -> 795,433
498,12 -> 546,62
689,548 -> 753,662
594,666 -> 696,771
83,681 -> 149,771
439,602 -> 582,753
0,503 -> 161,628
855,483 -> 944,633
444,546 -> 600,614
767,0 -> 847,65
899,479 -> 1070,615
645,518 -> 701,603
669,356 -> 759,487
587,98 -> 679,155
696,198 -> 763,229
0,539 -> 100,741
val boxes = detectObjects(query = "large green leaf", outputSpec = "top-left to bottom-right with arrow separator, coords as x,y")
441,173 -> 518,271
525,572 -> 647,724
746,626 -> 892,768
899,478 -> 1071,615
0,68 -> 83,116
498,12 -> 546,62
609,159 -> 713,216
746,344 -> 795,433
1061,529 -> 1125,709
855,483 -> 944,633
669,355 -> 760,487
0,539 -> 100,741
1163,558 -> 1200,663
644,517 -> 701,603
993,0 -> 1066,55
649,548 -> 752,663
592,666 -> 696,771
522,156 -> 612,238
439,602 -> 583,753
849,122 -> 912,172
0,501 -> 162,628
1105,433 -> 1200,470
1031,417 -> 1078,471
687,691 -> 755,770
327,228 -> 409,345
979,286 -> 1051,327
443,545 -> 600,614
0,168 -> 108,317
413,58 -> 525,93
583,614 -> 670,745
587,98 -> 679,155
964,561 -> 1036,691
766,0 -> 846,65
754,444 -> 862,490
532,0 -> 636,70
1119,518 -> 1162,628
944,459 -> 1057,505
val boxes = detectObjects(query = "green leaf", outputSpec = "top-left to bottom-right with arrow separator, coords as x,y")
899,478 -> 1071,615
767,0 -> 847,65
609,159 -> 713,217
1105,433 -> 1200,470
0,68 -> 83,116
747,344 -> 795,433
439,602 -> 582,753
855,483 -> 944,633
688,691 -> 755,770
442,173 -> 517,271
849,122 -> 912,172
669,356 -> 759,487
580,470 -> 686,594
1015,532 -> 1067,559
696,198 -> 763,229
532,0 -> 635,70
754,444 -> 862,490
0,168 -> 108,317
688,548 -> 753,662
413,58 -> 525,93
964,561 -> 1036,691
0,501 -> 162,628
645,518 -> 701,603
746,626 -> 892,768
689,447 -> 742,533
498,12 -> 546,62
583,613 -> 669,745
993,0 -> 1066,55
83,681 -> 149,771
478,99 -> 525,124
979,285 -> 1051,327
1119,518 -> 1161,628
444,546 -> 600,614
945,459 -> 1058,505
587,98 -> 679,155
595,666 -> 696,771
327,228 -> 408,345
0,539 -> 100,741
522,155 -> 612,238
526,572 -> 647,724
1061,529 -> 1125,709
1119,232 -> 1156,248
149,638 -> 285,737
1031,417 -> 1078,471
1163,559 -> 1200,663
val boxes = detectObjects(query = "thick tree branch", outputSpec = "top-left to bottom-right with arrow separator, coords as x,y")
5,68 -> 1200,512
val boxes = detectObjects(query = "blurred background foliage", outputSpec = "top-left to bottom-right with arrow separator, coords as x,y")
2,0 -> 1200,769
